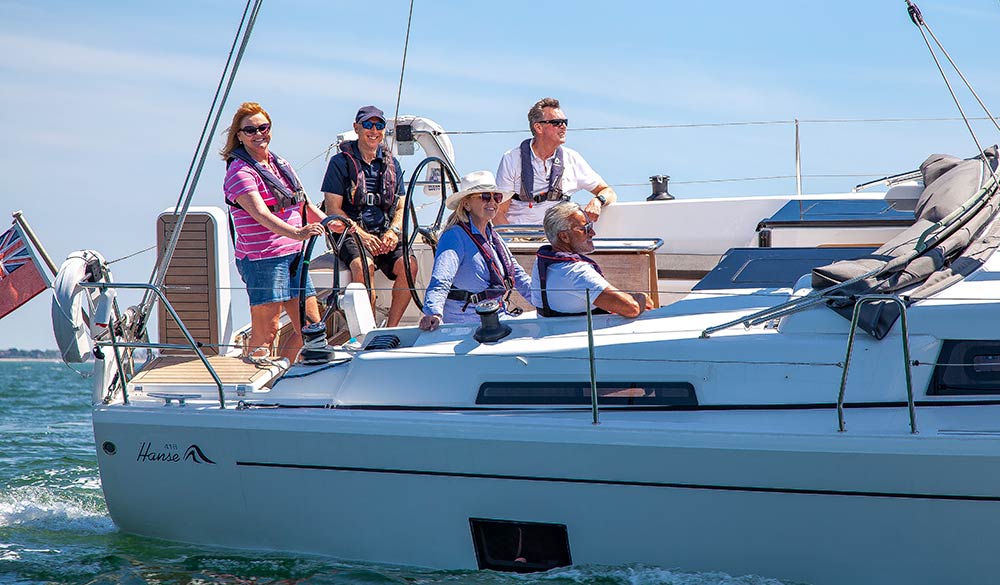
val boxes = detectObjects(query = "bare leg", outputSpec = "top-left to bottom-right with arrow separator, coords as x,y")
247,302 -> 282,358
277,295 -> 320,362
386,255 -> 417,327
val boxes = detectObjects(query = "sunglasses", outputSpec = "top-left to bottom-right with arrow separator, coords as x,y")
360,120 -> 386,130
570,220 -> 595,235
239,123 -> 271,135
477,192 -> 504,203
537,118 -> 568,128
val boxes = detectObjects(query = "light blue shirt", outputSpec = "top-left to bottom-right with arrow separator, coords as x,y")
530,258 -> 610,315
423,223 -> 532,324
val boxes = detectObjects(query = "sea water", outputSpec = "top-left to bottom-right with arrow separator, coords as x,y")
0,361 -> 801,585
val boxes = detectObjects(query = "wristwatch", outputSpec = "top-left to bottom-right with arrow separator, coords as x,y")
390,226 -> 402,236
594,192 -> 608,206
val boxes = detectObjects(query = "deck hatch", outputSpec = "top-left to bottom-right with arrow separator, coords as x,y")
476,381 -> 696,406
469,518 -> 571,573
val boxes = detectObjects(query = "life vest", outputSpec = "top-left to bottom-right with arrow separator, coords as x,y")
225,145 -> 306,212
535,244 -> 608,317
339,140 -> 398,216
446,222 -> 520,311
513,139 -> 567,204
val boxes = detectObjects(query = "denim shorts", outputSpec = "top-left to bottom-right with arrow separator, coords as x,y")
235,252 -> 316,306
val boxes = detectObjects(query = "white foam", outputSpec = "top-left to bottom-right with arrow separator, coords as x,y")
0,486 -> 115,534
539,564 -> 792,585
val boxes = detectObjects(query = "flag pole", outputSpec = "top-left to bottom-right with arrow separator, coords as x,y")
11,211 -> 58,277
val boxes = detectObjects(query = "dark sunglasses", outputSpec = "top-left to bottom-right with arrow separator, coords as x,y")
570,220 -> 595,235
239,123 -> 271,135
537,118 -> 568,128
478,192 -> 504,203
360,120 -> 386,130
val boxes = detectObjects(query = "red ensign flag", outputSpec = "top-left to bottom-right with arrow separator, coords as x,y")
0,224 -> 48,320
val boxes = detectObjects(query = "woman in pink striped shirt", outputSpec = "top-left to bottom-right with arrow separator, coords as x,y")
221,102 -> 348,363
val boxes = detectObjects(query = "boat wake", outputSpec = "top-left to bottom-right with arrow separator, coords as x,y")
535,565 -> 796,585
0,485 -> 114,534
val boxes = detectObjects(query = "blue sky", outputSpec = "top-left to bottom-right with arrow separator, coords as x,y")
3,0 -> 1000,350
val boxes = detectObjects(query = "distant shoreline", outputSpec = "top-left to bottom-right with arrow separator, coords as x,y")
0,358 -> 62,363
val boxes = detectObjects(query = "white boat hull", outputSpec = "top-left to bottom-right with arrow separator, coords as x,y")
94,404 -> 1000,585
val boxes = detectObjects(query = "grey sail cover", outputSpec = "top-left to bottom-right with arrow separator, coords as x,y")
811,147 -> 1000,339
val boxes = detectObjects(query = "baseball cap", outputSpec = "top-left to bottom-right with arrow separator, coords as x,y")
355,105 -> 385,123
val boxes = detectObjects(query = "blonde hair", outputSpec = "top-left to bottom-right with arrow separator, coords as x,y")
219,102 -> 271,160
443,197 -> 474,230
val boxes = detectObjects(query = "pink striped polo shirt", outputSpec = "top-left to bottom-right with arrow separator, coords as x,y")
223,156 -> 303,260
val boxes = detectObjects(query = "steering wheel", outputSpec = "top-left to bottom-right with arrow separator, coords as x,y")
297,214 -> 371,330
400,156 -> 460,310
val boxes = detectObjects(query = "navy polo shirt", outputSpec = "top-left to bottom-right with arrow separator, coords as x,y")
321,141 -> 404,196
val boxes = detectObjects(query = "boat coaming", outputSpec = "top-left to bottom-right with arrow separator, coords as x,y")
94,399 -> 1000,585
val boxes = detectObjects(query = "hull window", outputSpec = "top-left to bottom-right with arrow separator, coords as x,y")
469,518 -> 571,573
930,340 -> 1000,395
477,381 -> 696,406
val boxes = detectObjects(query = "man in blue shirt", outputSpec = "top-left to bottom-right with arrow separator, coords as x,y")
531,202 -> 651,318
322,105 -> 416,327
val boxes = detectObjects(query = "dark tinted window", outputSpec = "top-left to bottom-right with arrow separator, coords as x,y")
477,381 -> 696,406
930,340 -> 1000,395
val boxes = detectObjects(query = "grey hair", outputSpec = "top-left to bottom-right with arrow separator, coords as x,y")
528,97 -> 561,137
543,201 -> 583,243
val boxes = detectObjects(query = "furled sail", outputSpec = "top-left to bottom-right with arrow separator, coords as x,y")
811,147 -> 1000,338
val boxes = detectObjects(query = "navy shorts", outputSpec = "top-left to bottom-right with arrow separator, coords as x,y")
337,236 -> 407,280
235,252 -> 316,306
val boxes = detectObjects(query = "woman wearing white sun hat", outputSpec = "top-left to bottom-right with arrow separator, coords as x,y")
419,170 -> 532,331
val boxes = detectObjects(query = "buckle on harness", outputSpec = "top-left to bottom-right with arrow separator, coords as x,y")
366,192 -> 379,206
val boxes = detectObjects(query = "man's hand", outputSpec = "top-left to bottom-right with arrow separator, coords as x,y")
356,228 -> 382,254
381,229 -> 400,254
583,198 -> 603,222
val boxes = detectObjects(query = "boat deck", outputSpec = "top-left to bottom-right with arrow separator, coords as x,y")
129,355 -> 282,388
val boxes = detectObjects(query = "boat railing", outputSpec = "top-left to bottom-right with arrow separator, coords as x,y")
837,294 -> 916,434
80,281 -> 225,409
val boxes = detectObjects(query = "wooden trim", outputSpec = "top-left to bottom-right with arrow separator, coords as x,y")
157,214 -> 220,355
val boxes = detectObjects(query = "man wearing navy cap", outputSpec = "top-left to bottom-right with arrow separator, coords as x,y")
322,105 -> 416,327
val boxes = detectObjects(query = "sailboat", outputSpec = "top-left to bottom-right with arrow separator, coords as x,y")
10,1 -> 1000,584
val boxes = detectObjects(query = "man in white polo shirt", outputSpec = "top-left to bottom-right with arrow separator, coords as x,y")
495,97 -> 617,225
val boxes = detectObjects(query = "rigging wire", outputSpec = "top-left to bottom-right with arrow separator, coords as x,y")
905,1 -> 997,186
388,0 -> 416,153
140,0 -> 264,319
107,245 -> 156,265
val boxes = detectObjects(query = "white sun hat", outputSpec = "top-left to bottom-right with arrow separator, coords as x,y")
445,170 -> 514,210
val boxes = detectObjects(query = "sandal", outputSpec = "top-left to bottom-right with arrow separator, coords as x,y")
249,346 -> 271,363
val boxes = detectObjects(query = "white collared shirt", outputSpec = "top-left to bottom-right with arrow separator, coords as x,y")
496,141 -> 604,225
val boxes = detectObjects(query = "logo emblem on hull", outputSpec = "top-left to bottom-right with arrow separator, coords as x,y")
183,444 -> 216,464
136,442 -> 217,465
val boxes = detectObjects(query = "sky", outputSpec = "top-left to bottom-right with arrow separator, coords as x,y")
3,0 -> 1000,350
